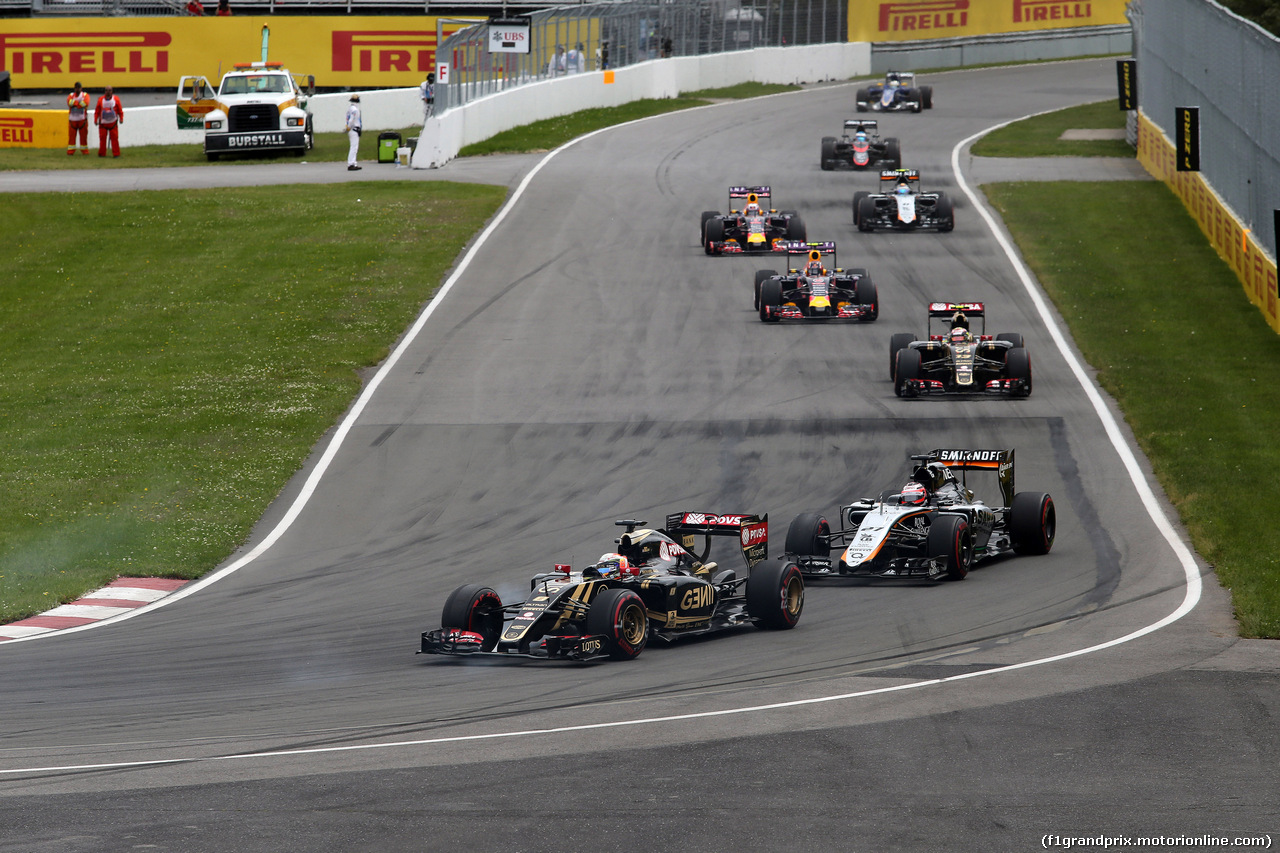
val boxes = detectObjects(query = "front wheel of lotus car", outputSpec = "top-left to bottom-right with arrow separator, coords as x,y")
857,277 -> 878,321
786,214 -> 807,242
1006,346 -> 1032,396
921,86 -> 934,109
852,191 -> 870,226
704,217 -> 725,255
754,269 -> 779,310
785,512 -> 830,557
857,197 -> 877,232
747,560 -> 804,630
928,515 -> 973,581
759,278 -> 783,323
820,137 -> 836,170
1010,492 -> 1056,555
586,587 -> 649,660
441,583 -> 504,651
894,347 -> 921,396
884,138 -> 902,169
936,194 -> 955,232
700,210 -> 719,243
889,332 -> 916,380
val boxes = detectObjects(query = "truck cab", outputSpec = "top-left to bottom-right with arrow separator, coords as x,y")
177,62 -> 314,161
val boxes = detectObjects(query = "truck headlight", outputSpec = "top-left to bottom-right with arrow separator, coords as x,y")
286,117 -> 304,127
205,119 -> 222,130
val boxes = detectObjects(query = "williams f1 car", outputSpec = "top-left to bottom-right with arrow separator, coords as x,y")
853,169 -> 954,232
783,449 -> 1055,582
701,186 -> 807,255
856,71 -> 934,113
754,241 -> 878,322
419,512 -> 804,662
889,301 -> 1032,397
821,119 -> 902,171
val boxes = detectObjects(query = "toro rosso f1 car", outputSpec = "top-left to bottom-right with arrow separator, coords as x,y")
853,169 -> 954,232
754,241 -> 878,322
856,71 -> 934,113
701,186 -> 807,255
783,449 -> 1055,582
419,512 -> 804,662
889,301 -> 1032,397
821,120 -> 902,171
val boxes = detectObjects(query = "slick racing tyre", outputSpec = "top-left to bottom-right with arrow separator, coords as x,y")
857,196 -> 877,232
704,217 -> 725,255
1010,492 -> 1056,555
754,269 -> 779,310
996,332 -> 1025,351
586,587 -> 649,660
820,137 -> 837,170
928,515 -> 973,581
441,584 -> 504,651
855,88 -> 870,111
889,333 -> 916,380
920,86 -> 934,109
785,512 -> 830,557
786,215 -> 807,242
746,560 -> 804,629
857,277 -> 878,321
700,210 -> 719,243
852,191 -> 870,227
936,194 -> 955,232
759,278 -> 783,323
894,347 -> 922,396
1006,347 -> 1032,397
883,138 -> 902,169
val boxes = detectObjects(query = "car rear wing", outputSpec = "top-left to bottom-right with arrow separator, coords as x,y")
664,511 -> 769,569
928,301 -> 986,337
916,449 -> 1015,507
880,169 -> 919,184
729,186 -> 771,200
844,119 -> 878,133
781,240 -> 838,271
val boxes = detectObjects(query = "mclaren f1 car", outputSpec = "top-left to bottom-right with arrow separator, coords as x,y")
701,186 -> 807,255
783,449 -> 1055,582
821,119 -> 902,171
754,241 -> 878,322
419,512 -> 804,662
889,301 -> 1032,397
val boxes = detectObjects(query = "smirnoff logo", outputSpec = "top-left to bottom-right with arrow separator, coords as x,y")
332,30 -> 439,73
1013,0 -> 1093,23
0,32 -> 170,75
878,1 -> 969,33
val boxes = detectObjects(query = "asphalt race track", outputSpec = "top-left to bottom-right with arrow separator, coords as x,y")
1,59 -> 1276,852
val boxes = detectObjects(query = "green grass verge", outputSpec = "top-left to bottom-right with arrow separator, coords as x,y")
458,83 -> 799,157
971,99 -> 1132,158
0,127 -> 425,172
0,182 -> 506,622
986,180 -> 1280,638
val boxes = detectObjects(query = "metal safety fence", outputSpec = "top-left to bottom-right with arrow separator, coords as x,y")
1130,0 -> 1280,259
435,0 -> 846,113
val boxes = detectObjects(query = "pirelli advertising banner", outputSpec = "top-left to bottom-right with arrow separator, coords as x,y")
0,17 -> 481,90
848,0 -> 1130,43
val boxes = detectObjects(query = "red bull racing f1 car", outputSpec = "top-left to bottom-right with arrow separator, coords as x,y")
821,119 -> 902,171
701,186 -> 807,255
853,169 -> 955,233
783,449 -> 1055,582
889,301 -> 1032,397
754,241 -> 879,322
419,512 -> 804,662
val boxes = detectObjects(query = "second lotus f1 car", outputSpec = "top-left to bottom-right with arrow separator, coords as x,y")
889,301 -> 1032,397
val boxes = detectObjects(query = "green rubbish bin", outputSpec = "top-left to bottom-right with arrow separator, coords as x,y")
377,131 -> 401,164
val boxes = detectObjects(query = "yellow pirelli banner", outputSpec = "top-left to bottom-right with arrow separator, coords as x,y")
848,0 -> 1129,43
0,16 -> 481,90
1136,111 -> 1280,333
0,110 -> 65,148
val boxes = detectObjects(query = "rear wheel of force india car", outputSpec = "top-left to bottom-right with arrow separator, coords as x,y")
936,195 -> 955,232
820,137 -> 837,170
1006,347 -> 1033,397
704,217 -> 725,254
441,584 -> 504,651
889,332 -> 916,379
928,515 -> 973,580
785,512 -> 830,557
754,269 -> 779,310
894,347 -> 921,396
586,587 -> 649,660
746,560 -> 805,629
759,278 -> 783,323
1010,492 -> 1056,555
857,277 -> 878,321
857,196 -> 877,232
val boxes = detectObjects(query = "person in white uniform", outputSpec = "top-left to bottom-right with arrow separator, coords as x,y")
345,94 -> 362,171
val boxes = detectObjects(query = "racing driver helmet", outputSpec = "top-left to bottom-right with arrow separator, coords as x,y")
900,482 -> 928,506
895,180 -> 911,196
950,326 -> 972,344
745,201 -> 761,216
591,552 -> 631,578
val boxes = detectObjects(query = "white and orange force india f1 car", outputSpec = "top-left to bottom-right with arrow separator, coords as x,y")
782,449 -> 1055,582
419,512 -> 804,662
701,186 -> 807,255
853,169 -> 955,232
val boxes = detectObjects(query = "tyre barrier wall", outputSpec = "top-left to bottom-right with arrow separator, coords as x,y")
1136,110 -> 1280,333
